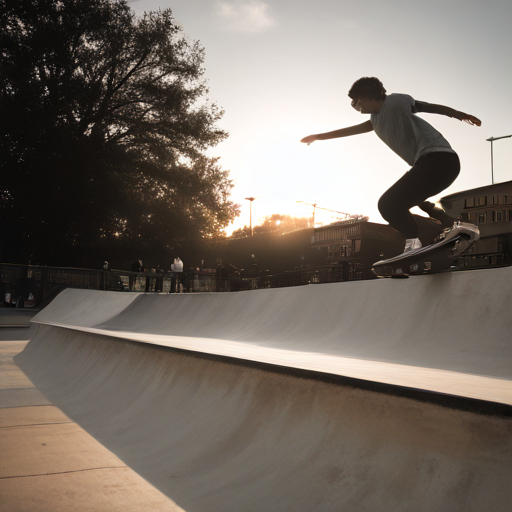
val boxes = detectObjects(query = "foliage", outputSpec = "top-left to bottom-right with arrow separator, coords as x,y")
0,0 -> 239,267
254,214 -> 309,235
230,226 -> 252,239
230,214 -> 309,238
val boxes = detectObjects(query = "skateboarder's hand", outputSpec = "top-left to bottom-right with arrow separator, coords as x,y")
300,135 -> 317,145
461,114 -> 481,127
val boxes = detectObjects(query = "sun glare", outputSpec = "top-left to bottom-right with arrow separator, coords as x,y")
223,118 -> 378,235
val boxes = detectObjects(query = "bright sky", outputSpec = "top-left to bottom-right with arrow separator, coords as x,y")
132,0 -> 512,233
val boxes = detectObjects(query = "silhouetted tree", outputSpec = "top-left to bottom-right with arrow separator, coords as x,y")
0,0 -> 239,266
230,215 -> 309,239
231,226 -> 252,239
254,214 -> 309,235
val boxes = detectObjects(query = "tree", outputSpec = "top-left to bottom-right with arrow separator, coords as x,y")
0,0 -> 239,267
253,214 -> 309,235
230,214 -> 309,239
231,226 -> 252,239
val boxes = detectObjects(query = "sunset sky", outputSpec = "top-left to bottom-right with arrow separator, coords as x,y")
132,0 -> 512,233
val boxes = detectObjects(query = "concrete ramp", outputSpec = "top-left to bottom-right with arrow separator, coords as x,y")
30,267 -> 512,404
14,267 -> 512,510
14,325 -> 512,512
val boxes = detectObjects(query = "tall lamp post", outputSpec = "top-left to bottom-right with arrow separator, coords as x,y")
245,196 -> 258,236
486,134 -> 512,184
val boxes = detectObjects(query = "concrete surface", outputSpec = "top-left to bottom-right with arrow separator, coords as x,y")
7,267 -> 512,510
0,328 -> 185,512
13,326 -> 512,512
31,289 -> 140,327
30,267 -> 512,403
0,308 -> 39,328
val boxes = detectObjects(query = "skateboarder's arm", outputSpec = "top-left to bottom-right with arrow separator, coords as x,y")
414,101 -> 481,126
300,120 -> 373,144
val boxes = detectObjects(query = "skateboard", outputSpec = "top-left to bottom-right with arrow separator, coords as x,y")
372,222 -> 480,278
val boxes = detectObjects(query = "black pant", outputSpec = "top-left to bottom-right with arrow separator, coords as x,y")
378,152 -> 460,239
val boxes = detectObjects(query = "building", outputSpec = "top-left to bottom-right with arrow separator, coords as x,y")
312,219 -> 405,280
440,180 -> 512,269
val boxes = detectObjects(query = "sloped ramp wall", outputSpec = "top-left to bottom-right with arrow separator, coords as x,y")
15,324 -> 512,512
29,267 -> 512,402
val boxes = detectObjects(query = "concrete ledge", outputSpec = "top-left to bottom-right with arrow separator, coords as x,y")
0,309 -> 39,328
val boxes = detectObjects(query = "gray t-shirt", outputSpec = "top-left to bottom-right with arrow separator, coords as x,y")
370,93 -> 455,166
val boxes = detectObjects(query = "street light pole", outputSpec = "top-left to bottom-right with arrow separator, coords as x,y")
245,197 -> 258,236
486,134 -> 512,185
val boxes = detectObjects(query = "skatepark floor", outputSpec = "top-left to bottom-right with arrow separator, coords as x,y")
3,268 -> 512,511
0,326 -> 184,512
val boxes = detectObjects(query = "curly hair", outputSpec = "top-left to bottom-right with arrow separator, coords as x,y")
348,77 -> 387,102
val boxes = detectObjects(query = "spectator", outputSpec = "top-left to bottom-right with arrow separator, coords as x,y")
172,257 -> 185,292
131,260 -> 144,273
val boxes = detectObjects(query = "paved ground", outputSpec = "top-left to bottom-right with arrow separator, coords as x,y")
12,325 -> 512,512
0,309 -> 38,328
4,267 -> 512,511
0,326 -> 184,512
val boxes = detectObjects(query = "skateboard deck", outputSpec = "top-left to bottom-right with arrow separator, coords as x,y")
372,222 -> 480,278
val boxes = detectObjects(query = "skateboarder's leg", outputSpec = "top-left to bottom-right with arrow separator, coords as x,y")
378,152 -> 460,239
418,201 -> 457,228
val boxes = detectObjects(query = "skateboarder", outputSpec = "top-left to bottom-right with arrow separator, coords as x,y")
300,77 -> 481,253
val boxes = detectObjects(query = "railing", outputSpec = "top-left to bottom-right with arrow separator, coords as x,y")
0,262 -> 347,308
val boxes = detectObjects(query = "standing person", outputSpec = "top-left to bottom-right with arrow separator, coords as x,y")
173,257 -> 183,292
300,77 -> 481,253
169,267 -> 176,293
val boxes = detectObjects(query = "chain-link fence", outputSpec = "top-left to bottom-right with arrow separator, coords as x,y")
1,262 -> 348,309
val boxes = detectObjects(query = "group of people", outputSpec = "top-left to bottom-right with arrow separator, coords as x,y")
126,257 -> 186,292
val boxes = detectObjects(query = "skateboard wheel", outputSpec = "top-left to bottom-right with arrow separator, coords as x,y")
424,262 -> 432,270
410,264 -> 419,272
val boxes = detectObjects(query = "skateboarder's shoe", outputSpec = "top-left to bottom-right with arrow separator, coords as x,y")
433,221 -> 479,244
403,238 -> 422,253
372,221 -> 480,277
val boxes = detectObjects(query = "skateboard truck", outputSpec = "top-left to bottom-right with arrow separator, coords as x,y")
391,267 -> 409,278
408,262 -> 431,273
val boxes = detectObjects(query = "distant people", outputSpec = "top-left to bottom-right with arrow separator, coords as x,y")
301,76 -> 481,255
216,262 -> 223,292
129,259 -> 143,291
181,269 -> 188,293
169,268 -> 176,293
171,257 -> 185,292
131,259 -> 144,273
154,266 -> 164,292
173,257 -> 183,272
